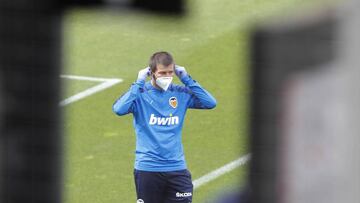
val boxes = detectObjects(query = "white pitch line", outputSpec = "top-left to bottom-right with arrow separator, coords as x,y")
60,75 -> 123,106
60,74 -> 118,82
193,153 -> 251,190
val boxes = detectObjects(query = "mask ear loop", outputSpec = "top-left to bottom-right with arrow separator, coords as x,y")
151,71 -> 156,81
151,71 -> 158,89
149,64 -> 155,81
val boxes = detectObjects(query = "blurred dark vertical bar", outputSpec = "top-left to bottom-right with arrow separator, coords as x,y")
0,0 -> 63,202
0,54 -> 3,200
0,0 -> 185,202
248,11 -> 336,203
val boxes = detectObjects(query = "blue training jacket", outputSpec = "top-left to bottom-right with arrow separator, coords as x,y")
112,75 -> 216,172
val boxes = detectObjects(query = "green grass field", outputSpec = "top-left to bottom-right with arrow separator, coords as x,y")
61,0 -> 318,202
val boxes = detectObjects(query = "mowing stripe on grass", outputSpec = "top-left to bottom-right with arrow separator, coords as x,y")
60,75 -> 123,106
193,153 -> 251,190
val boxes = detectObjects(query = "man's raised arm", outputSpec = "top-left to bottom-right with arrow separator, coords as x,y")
112,67 -> 150,115
175,65 -> 217,109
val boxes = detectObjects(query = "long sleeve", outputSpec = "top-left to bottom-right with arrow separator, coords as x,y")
181,75 -> 217,109
112,80 -> 144,116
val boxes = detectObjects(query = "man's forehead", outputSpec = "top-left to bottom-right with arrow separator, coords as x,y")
156,63 -> 174,70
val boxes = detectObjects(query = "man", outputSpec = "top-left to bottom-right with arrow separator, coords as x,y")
112,51 -> 216,203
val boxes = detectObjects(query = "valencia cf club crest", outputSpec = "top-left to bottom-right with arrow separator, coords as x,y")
169,97 -> 178,108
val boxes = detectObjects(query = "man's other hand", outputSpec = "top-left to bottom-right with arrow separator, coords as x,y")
137,67 -> 151,82
175,65 -> 188,79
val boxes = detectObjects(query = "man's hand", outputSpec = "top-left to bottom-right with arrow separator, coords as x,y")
175,65 -> 188,79
137,67 -> 151,82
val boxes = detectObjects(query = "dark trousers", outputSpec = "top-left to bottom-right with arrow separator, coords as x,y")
134,169 -> 193,203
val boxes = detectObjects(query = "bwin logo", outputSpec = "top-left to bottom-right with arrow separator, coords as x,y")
176,192 -> 192,197
149,114 -> 179,126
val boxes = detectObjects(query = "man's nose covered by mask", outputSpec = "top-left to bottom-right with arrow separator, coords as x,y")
155,76 -> 173,91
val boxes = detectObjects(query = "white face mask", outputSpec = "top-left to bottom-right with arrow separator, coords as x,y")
155,76 -> 173,91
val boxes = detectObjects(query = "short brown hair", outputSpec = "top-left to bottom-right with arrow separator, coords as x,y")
149,51 -> 174,72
